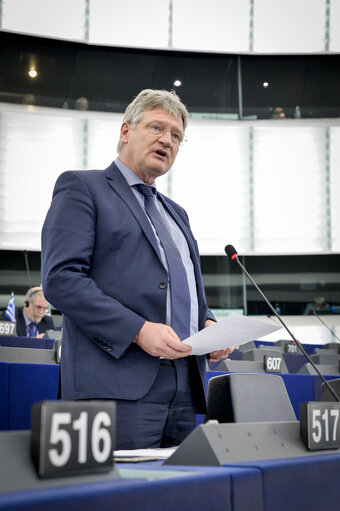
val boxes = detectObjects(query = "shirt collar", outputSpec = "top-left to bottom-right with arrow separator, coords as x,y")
23,310 -> 34,327
115,158 -> 157,191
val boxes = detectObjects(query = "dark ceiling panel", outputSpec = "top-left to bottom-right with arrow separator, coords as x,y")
241,54 -> 340,118
0,30 -> 339,117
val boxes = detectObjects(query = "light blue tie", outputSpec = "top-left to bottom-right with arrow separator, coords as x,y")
135,184 -> 191,340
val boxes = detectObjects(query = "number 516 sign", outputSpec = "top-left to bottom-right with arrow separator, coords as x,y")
31,401 -> 116,478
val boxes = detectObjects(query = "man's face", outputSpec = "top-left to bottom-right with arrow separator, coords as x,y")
119,108 -> 184,184
24,294 -> 49,323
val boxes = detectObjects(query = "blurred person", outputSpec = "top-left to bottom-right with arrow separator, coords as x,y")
304,295 -> 331,315
75,97 -> 89,111
1,286 -> 55,337
272,107 -> 286,119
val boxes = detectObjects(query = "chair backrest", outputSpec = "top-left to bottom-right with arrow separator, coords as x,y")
205,372 -> 296,423
321,378 -> 340,402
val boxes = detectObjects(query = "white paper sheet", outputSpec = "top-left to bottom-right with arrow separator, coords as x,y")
182,313 -> 281,355
114,447 -> 176,459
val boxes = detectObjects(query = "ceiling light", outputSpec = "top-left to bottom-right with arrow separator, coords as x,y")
173,80 -> 182,87
263,81 -> 269,88
28,68 -> 38,78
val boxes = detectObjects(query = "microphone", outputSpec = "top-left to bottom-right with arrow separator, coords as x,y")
224,244 -> 340,402
23,250 -> 38,326
312,311 -> 340,344
23,250 -> 33,291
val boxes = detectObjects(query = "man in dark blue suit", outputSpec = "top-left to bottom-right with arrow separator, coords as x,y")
41,89 -> 231,449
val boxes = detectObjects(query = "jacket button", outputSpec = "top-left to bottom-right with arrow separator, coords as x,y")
159,282 -> 167,289
106,346 -> 112,352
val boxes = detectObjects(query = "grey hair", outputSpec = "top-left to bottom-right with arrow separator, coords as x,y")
117,89 -> 189,153
25,286 -> 43,302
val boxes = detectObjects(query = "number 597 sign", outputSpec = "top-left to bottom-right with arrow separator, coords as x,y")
31,401 -> 116,478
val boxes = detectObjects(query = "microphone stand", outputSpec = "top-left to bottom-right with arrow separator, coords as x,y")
23,250 -> 38,327
231,253 -> 340,402
312,311 -> 340,344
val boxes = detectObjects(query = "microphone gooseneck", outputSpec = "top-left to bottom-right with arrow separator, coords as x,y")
23,250 -> 33,292
312,311 -> 340,344
224,244 -> 340,402
23,250 -> 38,325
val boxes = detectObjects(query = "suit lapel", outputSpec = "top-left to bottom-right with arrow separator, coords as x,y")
104,163 -> 164,264
105,162 -> 200,273
17,308 -> 27,337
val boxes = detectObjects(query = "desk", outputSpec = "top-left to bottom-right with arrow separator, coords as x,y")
252,340 -> 324,356
227,341 -> 324,373
234,453 -> 340,511
2,362 -> 337,431
0,466 -> 235,511
1,430 -> 340,511
0,362 -> 59,430
0,432 -> 238,511
0,335 -> 55,349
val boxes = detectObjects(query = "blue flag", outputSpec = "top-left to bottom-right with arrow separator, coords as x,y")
5,292 -> 16,322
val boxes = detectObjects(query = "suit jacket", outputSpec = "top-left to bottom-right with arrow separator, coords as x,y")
41,161 -> 215,411
0,306 -> 55,337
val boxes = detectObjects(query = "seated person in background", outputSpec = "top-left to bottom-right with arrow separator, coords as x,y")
272,107 -> 286,119
303,295 -> 331,315
0,286 -> 55,337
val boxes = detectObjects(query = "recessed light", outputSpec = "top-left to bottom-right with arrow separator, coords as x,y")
28,68 -> 38,78
173,80 -> 182,87
263,81 -> 269,88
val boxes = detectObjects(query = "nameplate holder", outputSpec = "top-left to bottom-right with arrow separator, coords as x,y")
264,354 -> 283,373
31,400 -> 116,478
285,343 -> 298,354
0,320 -> 16,336
164,420 -> 340,467
300,401 -> 340,451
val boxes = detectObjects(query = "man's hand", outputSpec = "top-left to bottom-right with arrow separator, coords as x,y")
204,319 -> 236,362
204,319 -> 216,329
208,347 -> 235,362
134,321 -> 192,359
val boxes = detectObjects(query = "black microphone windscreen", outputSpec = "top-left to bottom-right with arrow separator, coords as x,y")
225,245 -> 238,259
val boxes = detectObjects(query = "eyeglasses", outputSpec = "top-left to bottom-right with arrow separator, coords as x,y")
32,304 -> 49,312
145,122 -> 186,146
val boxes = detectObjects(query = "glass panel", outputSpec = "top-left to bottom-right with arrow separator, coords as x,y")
0,103 -> 339,258
172,0 -> 250,52
201,254 -> 340,315
2,0 -> 85,41
1,30 -> 338,120
148,54 -> 238,116
87,116 -> 122,170
330,0 -> 340,51
89,0 -> 168,48
0,107 -> 84,251
241,55 -> 340,120
252,125 -> 327,253
253,0 -> 325,53
243,254 -> 340,315
330,128 -> 340,251
170,119 -> 250,255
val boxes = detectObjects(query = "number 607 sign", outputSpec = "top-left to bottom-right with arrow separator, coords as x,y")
31,401 -> 116,478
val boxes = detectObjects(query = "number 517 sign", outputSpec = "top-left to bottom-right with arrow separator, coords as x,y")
300,401 -> 340,451
31,401 -> 116,478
